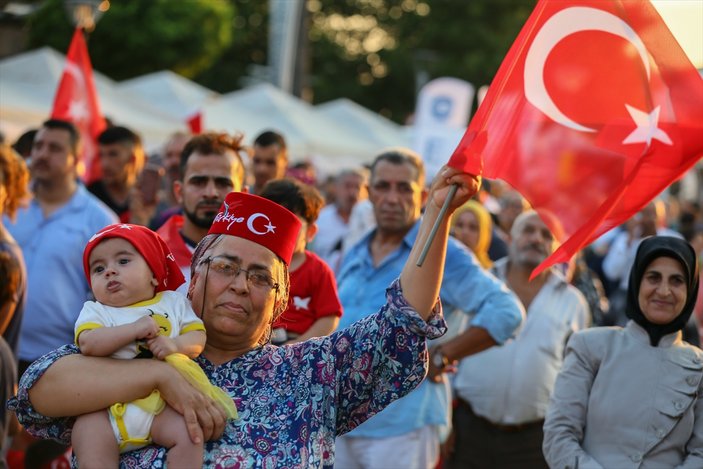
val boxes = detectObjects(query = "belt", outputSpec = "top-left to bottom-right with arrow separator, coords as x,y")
456,398 -> 544,433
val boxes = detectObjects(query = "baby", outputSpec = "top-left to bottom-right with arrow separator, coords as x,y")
72,223 -> 207,467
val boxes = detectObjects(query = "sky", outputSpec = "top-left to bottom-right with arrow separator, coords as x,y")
651,0 -> 703,68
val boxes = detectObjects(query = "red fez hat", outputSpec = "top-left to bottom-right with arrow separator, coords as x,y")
83,224 -> 185,292
207,192 -> 302,265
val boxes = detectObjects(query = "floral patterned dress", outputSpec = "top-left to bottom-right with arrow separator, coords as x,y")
8,280 -> 446,468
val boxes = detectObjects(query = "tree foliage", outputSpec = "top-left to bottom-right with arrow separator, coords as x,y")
307,0 -> 535,122
194,0 -> 269,93
27,0 -> 234,80
193,0 -> 534,123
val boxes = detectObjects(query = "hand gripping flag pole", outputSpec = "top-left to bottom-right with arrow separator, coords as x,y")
416,184 -> 458,267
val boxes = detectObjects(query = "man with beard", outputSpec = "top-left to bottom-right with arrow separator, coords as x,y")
156,133 -> 245,293
6,119 -> 117,374
447,210 -> 590,469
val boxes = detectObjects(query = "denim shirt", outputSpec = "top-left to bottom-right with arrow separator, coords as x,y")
5,184 -> 117,362
336,219 -> 524,438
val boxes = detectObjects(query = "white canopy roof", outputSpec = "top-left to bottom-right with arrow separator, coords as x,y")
203,83 -> 388,173
117,70 -> 218,121
315,98 -> 411,149
1,48 -> 414,173
0,47 -> 186,151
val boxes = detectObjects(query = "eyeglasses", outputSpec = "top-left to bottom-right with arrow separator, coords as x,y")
200,256 -> 279,291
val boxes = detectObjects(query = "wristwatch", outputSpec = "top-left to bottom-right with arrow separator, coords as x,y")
431,347 -> 450,369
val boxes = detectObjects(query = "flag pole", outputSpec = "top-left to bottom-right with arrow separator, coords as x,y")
416,183 -> 458,266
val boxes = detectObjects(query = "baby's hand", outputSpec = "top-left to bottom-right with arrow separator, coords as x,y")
134,316 -> 160,340
147,335 -> 178,360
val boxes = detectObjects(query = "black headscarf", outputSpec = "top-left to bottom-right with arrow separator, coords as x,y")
625,236 -> 700,346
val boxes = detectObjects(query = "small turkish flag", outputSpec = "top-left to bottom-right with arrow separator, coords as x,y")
448,0 -> 703,279
51,27 -> 107,184
186,111 -> 202,134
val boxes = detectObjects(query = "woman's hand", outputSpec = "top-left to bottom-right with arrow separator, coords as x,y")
155,364 -> 228,444
400,165 -> 481,320
426,165 -> 481,213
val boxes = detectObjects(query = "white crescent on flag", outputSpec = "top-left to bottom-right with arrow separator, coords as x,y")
523,6 -> 651,133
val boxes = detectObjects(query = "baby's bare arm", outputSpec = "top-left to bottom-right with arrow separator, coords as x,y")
79,316 -> 159,356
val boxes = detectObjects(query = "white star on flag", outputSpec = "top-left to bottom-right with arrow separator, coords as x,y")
622,104 -> 673,147
265,221 -> 276,233
67,98 -> 90,123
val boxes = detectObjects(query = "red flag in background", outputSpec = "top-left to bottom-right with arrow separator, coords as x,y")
52,27 -> 107,184
186,111 -> 203,134
448,0 -> 703,279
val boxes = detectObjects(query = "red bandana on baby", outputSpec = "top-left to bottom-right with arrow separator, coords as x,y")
207,192 -> 302,265
83,223 -> 185,292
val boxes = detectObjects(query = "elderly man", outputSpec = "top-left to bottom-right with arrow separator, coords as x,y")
448,210 -> 590,469
156,133 -> 246,292
334,149 -> 524,469
7,119 -> 117,374
312,167 -> 368,270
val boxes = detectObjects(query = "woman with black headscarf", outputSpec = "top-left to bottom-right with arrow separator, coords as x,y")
543,236 -> 702,469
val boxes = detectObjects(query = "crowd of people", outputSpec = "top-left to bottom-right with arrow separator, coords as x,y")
0,119 -> 701,468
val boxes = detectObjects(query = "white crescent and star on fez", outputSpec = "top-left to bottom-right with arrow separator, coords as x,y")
247,213 -> 276,235
523,6 -> 674,150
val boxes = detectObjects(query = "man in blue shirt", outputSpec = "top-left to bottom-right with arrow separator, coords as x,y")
6,119 -> 117,375
334,149 -> 524,469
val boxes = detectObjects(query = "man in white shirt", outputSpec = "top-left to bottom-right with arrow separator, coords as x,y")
311,167 -> 367,270
449,210 -> 590,469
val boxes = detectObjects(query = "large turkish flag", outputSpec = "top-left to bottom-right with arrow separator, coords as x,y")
51,27 -> 107,184
448,0 -> 703,278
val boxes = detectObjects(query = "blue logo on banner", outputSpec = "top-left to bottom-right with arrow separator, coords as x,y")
431,96 -> 452,122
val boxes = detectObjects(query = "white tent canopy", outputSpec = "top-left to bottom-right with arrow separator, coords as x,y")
203,83 -> 387,173
315,98 -> 410,149
0,47 -> 186,150
1,48 -> 414,173
117,70 -> 218,121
